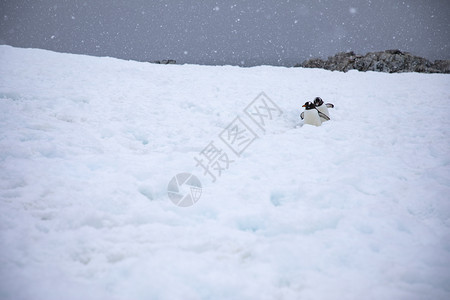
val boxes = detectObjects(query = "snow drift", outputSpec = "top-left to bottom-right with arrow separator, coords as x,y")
1,45 -> 449,300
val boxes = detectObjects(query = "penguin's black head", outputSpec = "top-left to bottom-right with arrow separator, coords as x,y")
314,97 -> 324,107
302,101 -> 315,110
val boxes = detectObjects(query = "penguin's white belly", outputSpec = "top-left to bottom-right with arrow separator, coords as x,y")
316,105 -> 330,122
303,110 -> 322,126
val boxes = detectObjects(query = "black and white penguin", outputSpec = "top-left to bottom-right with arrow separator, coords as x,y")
313,97 -> 334,122
301,101 -> 324,126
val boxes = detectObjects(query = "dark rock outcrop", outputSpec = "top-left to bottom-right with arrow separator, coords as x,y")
298,50 -> 450,73
432,60 -> 450,73
153,59 -> 176,65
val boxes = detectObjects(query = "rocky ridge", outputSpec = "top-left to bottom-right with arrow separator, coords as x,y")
298,50 -> 450,73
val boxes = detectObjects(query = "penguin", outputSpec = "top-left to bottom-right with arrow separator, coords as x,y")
301,101 -> 326,126
313,97 -> 334,122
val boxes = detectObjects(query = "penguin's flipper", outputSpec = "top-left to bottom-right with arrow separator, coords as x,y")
325,103 -> 334,108
318,111 -> 330,121
300,111 -> 304,120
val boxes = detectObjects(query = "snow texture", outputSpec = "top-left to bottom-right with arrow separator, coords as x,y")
1,45 -> 450,300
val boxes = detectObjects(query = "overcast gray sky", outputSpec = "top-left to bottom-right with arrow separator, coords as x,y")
0,0 -> 449,66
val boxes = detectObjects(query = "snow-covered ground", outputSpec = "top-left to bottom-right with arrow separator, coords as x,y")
1,45 -> 449,300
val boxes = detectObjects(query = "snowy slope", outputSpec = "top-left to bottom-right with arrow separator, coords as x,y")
1,45 -> 449,300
